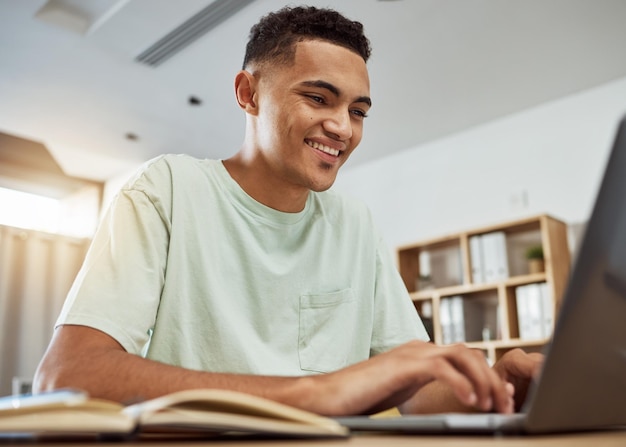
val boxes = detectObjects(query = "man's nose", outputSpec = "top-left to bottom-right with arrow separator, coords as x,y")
323,108 -> 352,141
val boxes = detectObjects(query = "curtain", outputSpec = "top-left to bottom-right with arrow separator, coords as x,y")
0,224 -> 90,396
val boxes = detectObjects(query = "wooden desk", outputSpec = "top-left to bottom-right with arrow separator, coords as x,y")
28,431 -> 626,446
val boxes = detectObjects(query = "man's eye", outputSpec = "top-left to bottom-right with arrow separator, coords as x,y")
308,95 -> 325,104
351,109 -> 368,119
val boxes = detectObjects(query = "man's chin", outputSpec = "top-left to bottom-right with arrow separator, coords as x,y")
310,162 -> 341,191
308,177 -> 337,193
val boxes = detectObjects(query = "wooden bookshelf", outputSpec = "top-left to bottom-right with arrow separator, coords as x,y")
397,214 -> 571,364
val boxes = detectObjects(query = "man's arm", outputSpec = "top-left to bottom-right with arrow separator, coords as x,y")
34,325 -> 308,407
34,325 -> 515,416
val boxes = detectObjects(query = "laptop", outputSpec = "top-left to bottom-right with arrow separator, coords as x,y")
336,115 -> 626,435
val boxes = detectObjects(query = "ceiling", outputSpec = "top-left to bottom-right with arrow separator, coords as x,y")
1,0 -> 626,183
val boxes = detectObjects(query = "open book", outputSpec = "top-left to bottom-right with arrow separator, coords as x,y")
0,388 -> 348,440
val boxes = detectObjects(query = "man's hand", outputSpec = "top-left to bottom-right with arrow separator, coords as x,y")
399,347 -> 542,415
492,348 -> 543,411
310,340 -> 515,415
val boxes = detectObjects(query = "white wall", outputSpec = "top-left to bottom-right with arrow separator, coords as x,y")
333,76 -> 626,252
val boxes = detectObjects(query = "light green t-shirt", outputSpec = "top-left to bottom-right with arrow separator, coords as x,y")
58,155 -> 427,375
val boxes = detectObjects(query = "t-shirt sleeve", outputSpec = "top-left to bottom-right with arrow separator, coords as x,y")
370,230 -> 430,356
56,162 -> 171,355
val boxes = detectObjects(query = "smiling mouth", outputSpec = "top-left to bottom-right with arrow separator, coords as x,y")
305,139 -> 340,157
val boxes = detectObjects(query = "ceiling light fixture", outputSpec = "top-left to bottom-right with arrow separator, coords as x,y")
34,0 -> 130,35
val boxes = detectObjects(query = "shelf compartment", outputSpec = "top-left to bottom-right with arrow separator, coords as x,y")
437,289 -> 500,345
398,236 -> 465,293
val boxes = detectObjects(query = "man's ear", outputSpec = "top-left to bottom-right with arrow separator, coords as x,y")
234,70 -> 258,115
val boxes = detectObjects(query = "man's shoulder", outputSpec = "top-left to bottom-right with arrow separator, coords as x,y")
123,154 -> 216,190
136,153 -> 213,177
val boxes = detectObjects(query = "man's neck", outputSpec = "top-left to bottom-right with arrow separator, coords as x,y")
222,154 -> 310,213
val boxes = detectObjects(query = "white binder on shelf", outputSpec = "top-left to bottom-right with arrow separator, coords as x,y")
482,232 -> 509,283
516,283 -> 551,340
449,296 -> 465,343
516,284 -> 532,340
439,297 -> 453,345
469,235 -> 485,284
526,284 -> 543,339
538,282 -> 554,337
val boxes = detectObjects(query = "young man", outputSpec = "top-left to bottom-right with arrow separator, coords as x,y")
34,6 -> 538,416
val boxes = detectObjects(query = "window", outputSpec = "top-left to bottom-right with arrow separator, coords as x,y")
0,185 -> 100,237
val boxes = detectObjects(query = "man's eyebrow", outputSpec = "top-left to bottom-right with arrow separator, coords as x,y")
300,80 -> 372,107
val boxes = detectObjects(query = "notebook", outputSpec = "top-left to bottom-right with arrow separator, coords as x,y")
336,115 -> 626,435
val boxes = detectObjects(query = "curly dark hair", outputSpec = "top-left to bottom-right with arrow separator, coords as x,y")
242,5 -> 371,70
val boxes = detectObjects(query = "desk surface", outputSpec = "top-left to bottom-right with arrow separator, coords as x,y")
27,431 -> 626,446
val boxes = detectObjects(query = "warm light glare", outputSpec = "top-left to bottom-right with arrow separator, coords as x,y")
0,187 -> 61,233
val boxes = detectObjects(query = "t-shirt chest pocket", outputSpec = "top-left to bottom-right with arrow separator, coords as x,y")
298,288 -> 359,373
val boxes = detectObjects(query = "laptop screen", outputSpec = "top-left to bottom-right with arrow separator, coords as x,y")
524,115 -> 626,432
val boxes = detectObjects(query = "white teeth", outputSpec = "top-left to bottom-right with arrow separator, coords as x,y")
307,140 -> 339,156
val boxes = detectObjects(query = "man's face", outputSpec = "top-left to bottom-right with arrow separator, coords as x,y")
252,39 -> 371,193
